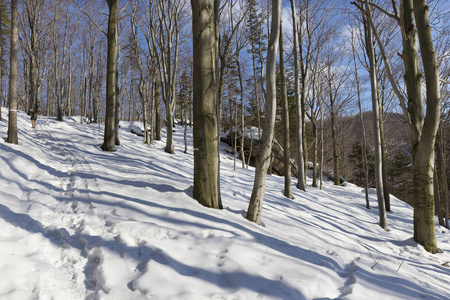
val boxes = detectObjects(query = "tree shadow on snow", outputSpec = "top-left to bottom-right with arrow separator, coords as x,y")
0,202 -> 306,299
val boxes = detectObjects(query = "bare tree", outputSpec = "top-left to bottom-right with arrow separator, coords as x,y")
101,0 -> 118,152
6,0 -> 18,144
360,0 -> 442,252
350,25 -> 370,209
363,0 -> 387,229
246,0 -> 281,225
279,19 -> 292,199
191,0 -> 221,209
289,0 -> 306,190
150,1 -> 186,154
129,0 -> 151,144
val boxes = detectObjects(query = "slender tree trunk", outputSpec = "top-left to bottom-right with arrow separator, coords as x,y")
433,169 -> 444,226
67,49 -> 73,116
330,91 -> 339,186
319,98 -> 324,190
279,19 -> 292,199
115,70 -> 121,145
184,99 -> 188,153
364,2 -> 387,229
150,78 -> 156,141
237,52 -> 246,169
436,128 -> 449,228
250,42 -> 261,138
379,108 -> 390,211
312,121 -> 318,188
352,28 -> 370,208
0,5 -> 3,122
246,0 -> 281,224
191,0 -> 221,209
101,0 -> 118,152
290,0 -> 306,191
155,77 -> 162,140
114,25 -> 121,146
6,0 -> 18,145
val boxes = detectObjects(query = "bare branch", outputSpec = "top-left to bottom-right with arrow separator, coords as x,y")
71,0 -> 107,36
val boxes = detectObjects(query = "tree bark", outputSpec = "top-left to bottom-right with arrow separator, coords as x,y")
364,0 -> 441,252
379,108 -> 390,211
433,169 -> 444,226
101,0 -> 118,152
330,84 -> 339,186
364,0 -> 387,230
0,4 -> 3,121
436,128 -> 449,228
290,0 -> 306,191
155,77 -> 162,141
279,19 -> 292,199
6,0 -> 18,145
352,26 -> 370,208
246,0 -> 281,224
411,0 -> 441,253
191,0 -> 221,209
311,121 -> 318,187
237,52 -> 246,169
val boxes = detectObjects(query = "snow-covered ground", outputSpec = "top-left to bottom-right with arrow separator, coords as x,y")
0,108 -> 449,300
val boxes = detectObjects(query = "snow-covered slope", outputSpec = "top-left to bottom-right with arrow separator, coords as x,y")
0,109 -> 449,300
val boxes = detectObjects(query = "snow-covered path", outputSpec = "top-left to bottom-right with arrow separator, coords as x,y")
0,110 -> 449,300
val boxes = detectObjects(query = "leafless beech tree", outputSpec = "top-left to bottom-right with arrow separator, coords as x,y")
191,0 -> 221,209
246,0 -> 281,225
358,0 -> 442,252
6,0 -> 18,145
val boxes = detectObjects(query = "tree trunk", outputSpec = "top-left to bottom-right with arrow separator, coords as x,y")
319,97 -> 324,190
237,52 -> 246,169
250,42 -> 261,138
364,1 -> 387,229
436,128 -> 449,228
184,101 -> 188,153
364,0 -> 441,252
0,3 -> 2,122
379,107 -> 390,211
6,0 -> 18,145
352,27 -> 370,208
434,169 -> 444,226
101,0 -> 118,152
330,91 -> 339,186
115,68 -> 121,146
67,49 -> 73,116
246,0 -> 281,224
411,0 -> 441,253
279,19 -> 292,199
155,77 -> 162,141
165,106 -> 174,153
191,0 -> 221,209
290,0 -> 306,191
312,120 -> 318,188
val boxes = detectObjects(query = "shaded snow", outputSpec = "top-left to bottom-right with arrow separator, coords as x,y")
0,108 -> 449,300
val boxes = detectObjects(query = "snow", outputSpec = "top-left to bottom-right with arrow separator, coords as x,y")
0,108 -> 449,300
221,126 -> 261,140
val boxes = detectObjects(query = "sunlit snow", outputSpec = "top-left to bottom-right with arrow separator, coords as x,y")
0,108 -> 449,300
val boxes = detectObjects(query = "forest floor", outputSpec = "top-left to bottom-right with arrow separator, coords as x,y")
0,108 -> 449,300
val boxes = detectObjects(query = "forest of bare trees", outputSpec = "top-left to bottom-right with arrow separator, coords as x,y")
1,0 -> 449,253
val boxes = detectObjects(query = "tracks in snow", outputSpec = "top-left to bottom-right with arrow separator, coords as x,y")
35,120 -> 113,299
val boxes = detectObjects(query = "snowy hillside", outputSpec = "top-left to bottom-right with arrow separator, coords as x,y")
0,109 -> 449,300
